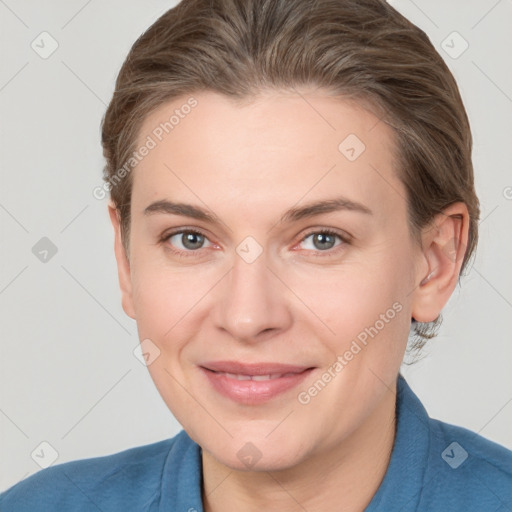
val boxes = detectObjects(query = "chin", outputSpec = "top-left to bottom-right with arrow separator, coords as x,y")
203,430 -> 312,473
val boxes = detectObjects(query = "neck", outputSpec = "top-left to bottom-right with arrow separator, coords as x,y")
201,387 -> 397,512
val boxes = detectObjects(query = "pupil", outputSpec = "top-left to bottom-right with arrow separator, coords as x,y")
314,233 -> 335,250
183,232 -> 203,250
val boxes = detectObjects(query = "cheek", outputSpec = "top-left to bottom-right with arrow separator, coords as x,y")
286,259 -> 404,331
285,255 -> 412,370
129,258 -> 204,340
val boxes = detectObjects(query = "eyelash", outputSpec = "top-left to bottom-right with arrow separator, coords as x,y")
159,228 -> 351,259
159,228 -> 214,259
297,228 -> 351,258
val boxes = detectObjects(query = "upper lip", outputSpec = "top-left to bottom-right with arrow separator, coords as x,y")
201,361 -> 313,376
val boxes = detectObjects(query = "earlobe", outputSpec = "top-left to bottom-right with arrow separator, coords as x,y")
108,202 -> 136,320
411,203 -> 469,323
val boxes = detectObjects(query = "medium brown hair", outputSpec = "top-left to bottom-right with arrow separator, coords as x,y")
101,0 -> 480,352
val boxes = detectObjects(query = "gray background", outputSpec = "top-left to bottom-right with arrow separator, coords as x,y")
1,0 -> 511,491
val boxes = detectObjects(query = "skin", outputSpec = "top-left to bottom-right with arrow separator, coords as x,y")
109,88 -> 469,511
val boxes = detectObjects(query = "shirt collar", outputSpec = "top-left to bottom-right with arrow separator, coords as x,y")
365,372 -> 430,510
160,428 -> 204,510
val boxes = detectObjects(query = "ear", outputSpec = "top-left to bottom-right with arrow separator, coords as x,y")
411,202 -> 470,323
108,202 -> 136,319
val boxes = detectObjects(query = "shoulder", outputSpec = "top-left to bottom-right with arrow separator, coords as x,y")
0,434 -> 184,512
421,417 -> 512,511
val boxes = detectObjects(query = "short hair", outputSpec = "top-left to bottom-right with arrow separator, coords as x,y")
101,0 -> 480,353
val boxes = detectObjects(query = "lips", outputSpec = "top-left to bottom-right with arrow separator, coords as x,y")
200,361 -> 314,404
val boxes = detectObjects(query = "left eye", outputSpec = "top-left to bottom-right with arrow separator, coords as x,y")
167,231 -> 212,251
299,231 -> 343,251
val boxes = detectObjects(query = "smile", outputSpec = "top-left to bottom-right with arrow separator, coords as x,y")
215,371 -> 301,381
200,362 -> 315,404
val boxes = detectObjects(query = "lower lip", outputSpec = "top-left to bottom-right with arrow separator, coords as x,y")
200,367 -> 314,405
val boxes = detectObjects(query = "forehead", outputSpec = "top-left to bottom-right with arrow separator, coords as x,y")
132,89 -> 404,221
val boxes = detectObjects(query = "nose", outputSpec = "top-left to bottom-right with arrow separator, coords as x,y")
212,248 -> 293,343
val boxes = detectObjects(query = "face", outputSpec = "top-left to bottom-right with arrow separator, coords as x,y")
111,89 -> 429,471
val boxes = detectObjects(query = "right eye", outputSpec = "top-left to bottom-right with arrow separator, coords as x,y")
161,229 -> 214,256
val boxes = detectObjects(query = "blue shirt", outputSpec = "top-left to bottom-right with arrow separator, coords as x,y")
2,373 -> 511,511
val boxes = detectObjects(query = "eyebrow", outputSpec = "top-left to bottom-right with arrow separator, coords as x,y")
143,197 -> 373,224
281,197 -> 373,223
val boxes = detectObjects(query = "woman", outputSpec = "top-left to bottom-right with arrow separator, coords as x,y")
2,0 -> 511,510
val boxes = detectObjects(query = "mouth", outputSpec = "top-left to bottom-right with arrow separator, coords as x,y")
209,371 -> 303,381
199,361 -> 315,404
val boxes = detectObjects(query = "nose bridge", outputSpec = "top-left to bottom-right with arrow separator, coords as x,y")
214,248 -> 290,341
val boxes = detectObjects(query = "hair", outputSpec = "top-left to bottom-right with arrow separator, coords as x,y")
101,0 -> 480,355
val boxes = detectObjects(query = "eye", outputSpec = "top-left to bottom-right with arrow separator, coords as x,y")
164,230 -> 213,252
298,230 -> 347,252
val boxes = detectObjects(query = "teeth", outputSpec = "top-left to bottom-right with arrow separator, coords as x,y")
251,375 -> 272,381
220,372 -> 288,381
225,372 -> 251,380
